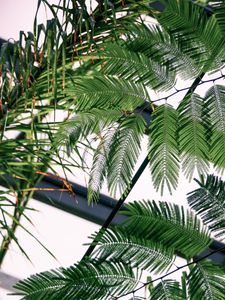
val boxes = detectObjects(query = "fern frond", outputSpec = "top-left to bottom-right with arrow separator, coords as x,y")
148,104 -> 180,194
122,200 -> 211,258
71,75 -> 149,111
91,228 -> 174,274
55,109 -> 121,156
157,0 -> 225,72
178,93 -> 209,180
149,279 -> 185,300
107,114 -> 146,197
14,259 -> 139,300
125,23 -> 200,80
187,174 -> 225,239
100,43 -> 175,91
88,124 -> 118,203
188,260 -> 225,300
205,85 -> 225,171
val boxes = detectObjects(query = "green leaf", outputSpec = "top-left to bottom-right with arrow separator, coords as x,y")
188,260 -> 225,300
122,200 -> 211,258
55,109 -> 121,156
188,174 -> 225,239
100,43 -> 175,91
107,114 -> 146,197
149,279 -> 185,300
125,23 -> 199,80
206,85 -> 225,171
91,227 -> 175,274
88,123 -> 119,203
178,93 -> 209,180
71,75 -> 149,111
157,0 -> 225,72
148,104 -> 180,194
14,259 -> 139,300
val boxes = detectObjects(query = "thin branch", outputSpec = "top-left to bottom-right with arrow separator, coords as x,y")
115,244 -> 225,299
151,74 -> 225,103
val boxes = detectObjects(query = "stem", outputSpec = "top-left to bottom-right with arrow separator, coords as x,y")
0,190 -> 32,266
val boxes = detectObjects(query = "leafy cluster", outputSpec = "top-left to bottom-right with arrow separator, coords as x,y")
14,175 -> 225,299
1,0 -> 225,298
55,0 -> 225,199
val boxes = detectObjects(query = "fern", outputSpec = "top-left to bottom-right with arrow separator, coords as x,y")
122,200 -> 211,258
188,260 -> 225,300
71,75 -> 149,111
187,174 -> 225,239
107,114 -> 146,197
55,109 -> 122,156
178,93 -> 209,180
91,228 -> 175,274
125,23 -> 200,80
157,0 -> 224,72
100,43 -> 175,91
88,124 -> 118,203
14,259 -> 139,300
149,280 -> 185,300
148,104 -> 180,194
206,85 -> 225,171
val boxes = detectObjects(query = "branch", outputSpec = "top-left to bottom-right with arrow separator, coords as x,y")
116,244 -> 225,299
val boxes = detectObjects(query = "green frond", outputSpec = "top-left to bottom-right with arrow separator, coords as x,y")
88,125 -> 119,203
187,174 -> 225,239
100,43 -> 175,91
178,93 -> 209,180
107,114 -> 146,197
188,260 -> 225,300
205,85 -> 225,171
70,75 -> 149,111
157,0 -> 225,72
91,228 -> 175,274
54,109 -> 122,156
14,259 -> 139,300
125,23 -> 200,80
148,104 -> 180,195
122,200 -> 211,258
214,4 -> 225,35
149,279 -> 185,300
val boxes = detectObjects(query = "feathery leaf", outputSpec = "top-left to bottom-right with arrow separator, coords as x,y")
178,93 -> 209,180
91,228 -> 175,274
122,200 -> 211,258
14,259 -> 139,300
188,174 -> 225,239
148,104 -> 180,194
188,260 -> 225,300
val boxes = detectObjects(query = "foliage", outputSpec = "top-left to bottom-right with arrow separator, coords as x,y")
14,175 -> 225,299
1,0 -> 225,298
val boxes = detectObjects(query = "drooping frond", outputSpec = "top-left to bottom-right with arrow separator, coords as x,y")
149,279 -> 185,300
205,84 -> 225,171
178,93 -> 209,180
213,4 -> 225,35
187,174 -> 225,239
88,124 -> 118,203
188,260 -> 225,300
54,109 -> 121,156
91,228 -> 175,274
107,114 -> 146,197
148,104 -> 180,194
157,0 -> 225,72
100,43 -> 175,91
70,75 -> 149,111
125,23 -> 200,80
122,200 -> 211,258
14,259 -> 139,300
